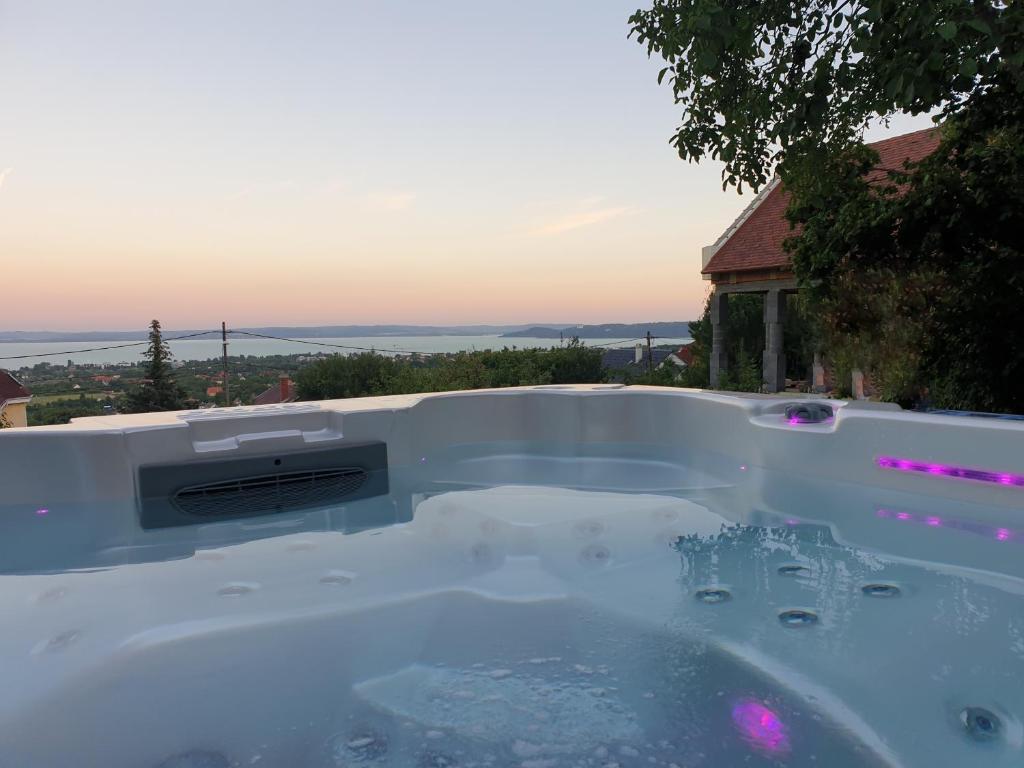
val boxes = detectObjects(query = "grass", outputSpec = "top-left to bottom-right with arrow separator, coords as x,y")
30,392 -> 121,404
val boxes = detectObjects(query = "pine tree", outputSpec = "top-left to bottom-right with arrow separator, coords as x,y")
120,320 -> 188,413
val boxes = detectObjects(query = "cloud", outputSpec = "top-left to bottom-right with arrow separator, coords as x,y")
533,201 -> 636,236
0,168 -> 12,190
366,192 -> 416,211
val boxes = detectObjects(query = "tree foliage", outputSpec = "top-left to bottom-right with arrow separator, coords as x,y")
27,395 -> 112,426
787,87 -> 1024,410
632,0 -> 1024,411
120,320 -> 188,413
296,341 -> 606,401
629,0 -> 1023,190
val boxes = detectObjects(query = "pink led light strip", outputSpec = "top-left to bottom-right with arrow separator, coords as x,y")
876,508 -> 1015,543
877,456 -> 1024,488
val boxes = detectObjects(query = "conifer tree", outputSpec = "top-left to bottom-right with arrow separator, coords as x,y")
121,320 -> 188,413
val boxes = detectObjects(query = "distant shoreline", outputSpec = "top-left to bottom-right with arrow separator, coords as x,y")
0,325 -> 542,343
2,334 -> 694,369
501,322 -> 695,339
0,322 -> 695,344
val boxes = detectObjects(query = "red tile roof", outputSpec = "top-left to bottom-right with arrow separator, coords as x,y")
702,128 -> 941,276
862,128 -> 943,182
253,377 -> 296,406
674,344 -> 695,366
0,371 -> 31,404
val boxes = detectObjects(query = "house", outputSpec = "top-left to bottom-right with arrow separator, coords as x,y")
671,344 -> 695,368
700,127 -> 941,392
254,375 -> 297,406
601,344 -> 689,381
0,371 -> 32,428
206,386 -> 224,398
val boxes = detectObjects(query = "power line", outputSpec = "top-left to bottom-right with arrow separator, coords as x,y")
553,337 -> 685,348
221,321 -> 230,406
227,329 -> 447,356
540,337 -> 688,348
584,337 -> 647,348
2,328 -> 686,364
0,330 -> 221,362
227,330 -> 674,354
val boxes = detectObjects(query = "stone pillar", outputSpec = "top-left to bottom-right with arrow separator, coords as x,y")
811,352 -> 826,393
709,290 -> 729,388
851,368 -> 866,400
762,289 -> 787,393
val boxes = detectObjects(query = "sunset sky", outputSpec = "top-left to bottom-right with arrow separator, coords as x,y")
0,1 -> 932,331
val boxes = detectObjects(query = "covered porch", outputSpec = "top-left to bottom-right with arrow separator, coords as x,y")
700,178 -> 803,394
708,277 -> 798,393
698,129 -> 942,395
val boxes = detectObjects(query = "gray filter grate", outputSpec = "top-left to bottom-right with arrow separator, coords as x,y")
137,442 -> 389,529
172,467 -> 367,518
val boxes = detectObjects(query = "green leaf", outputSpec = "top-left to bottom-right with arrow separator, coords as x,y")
938,21 -> 957,41
887,73 -> 904,98
965,18 -> 992,36
959,58 -> 978,77
904,80 -> 915,103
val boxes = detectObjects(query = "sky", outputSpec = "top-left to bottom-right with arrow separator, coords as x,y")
0,1 -> 934,332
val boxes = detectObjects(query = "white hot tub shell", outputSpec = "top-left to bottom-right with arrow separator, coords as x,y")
1,386 -> 1023,768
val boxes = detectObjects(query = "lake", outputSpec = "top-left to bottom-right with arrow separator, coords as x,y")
0,336 -> 694,368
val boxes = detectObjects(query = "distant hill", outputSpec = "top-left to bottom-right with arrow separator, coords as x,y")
0,324 -> 569,343
0,321 -> 696,342
502,322 -> 695,339
0,322 -> 697,343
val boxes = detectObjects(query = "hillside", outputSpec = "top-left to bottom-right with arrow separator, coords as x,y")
0,324 -> 568,343
502,322 -> 694,339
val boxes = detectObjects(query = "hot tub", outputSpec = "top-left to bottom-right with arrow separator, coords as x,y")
1,386 -> 1022,767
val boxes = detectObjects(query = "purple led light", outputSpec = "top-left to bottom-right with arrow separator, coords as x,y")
34,508 -> 49,516
787,416 -> 834,426
877,456 -> 1024,488
877,508 -> 1020,543
732,699 -> 790,756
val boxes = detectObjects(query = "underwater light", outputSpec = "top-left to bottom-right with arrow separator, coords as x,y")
877,457 -> 1024,488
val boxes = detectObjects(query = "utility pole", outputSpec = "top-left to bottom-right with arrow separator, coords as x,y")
646,330 -> 653,375
221,321 -> 230,407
